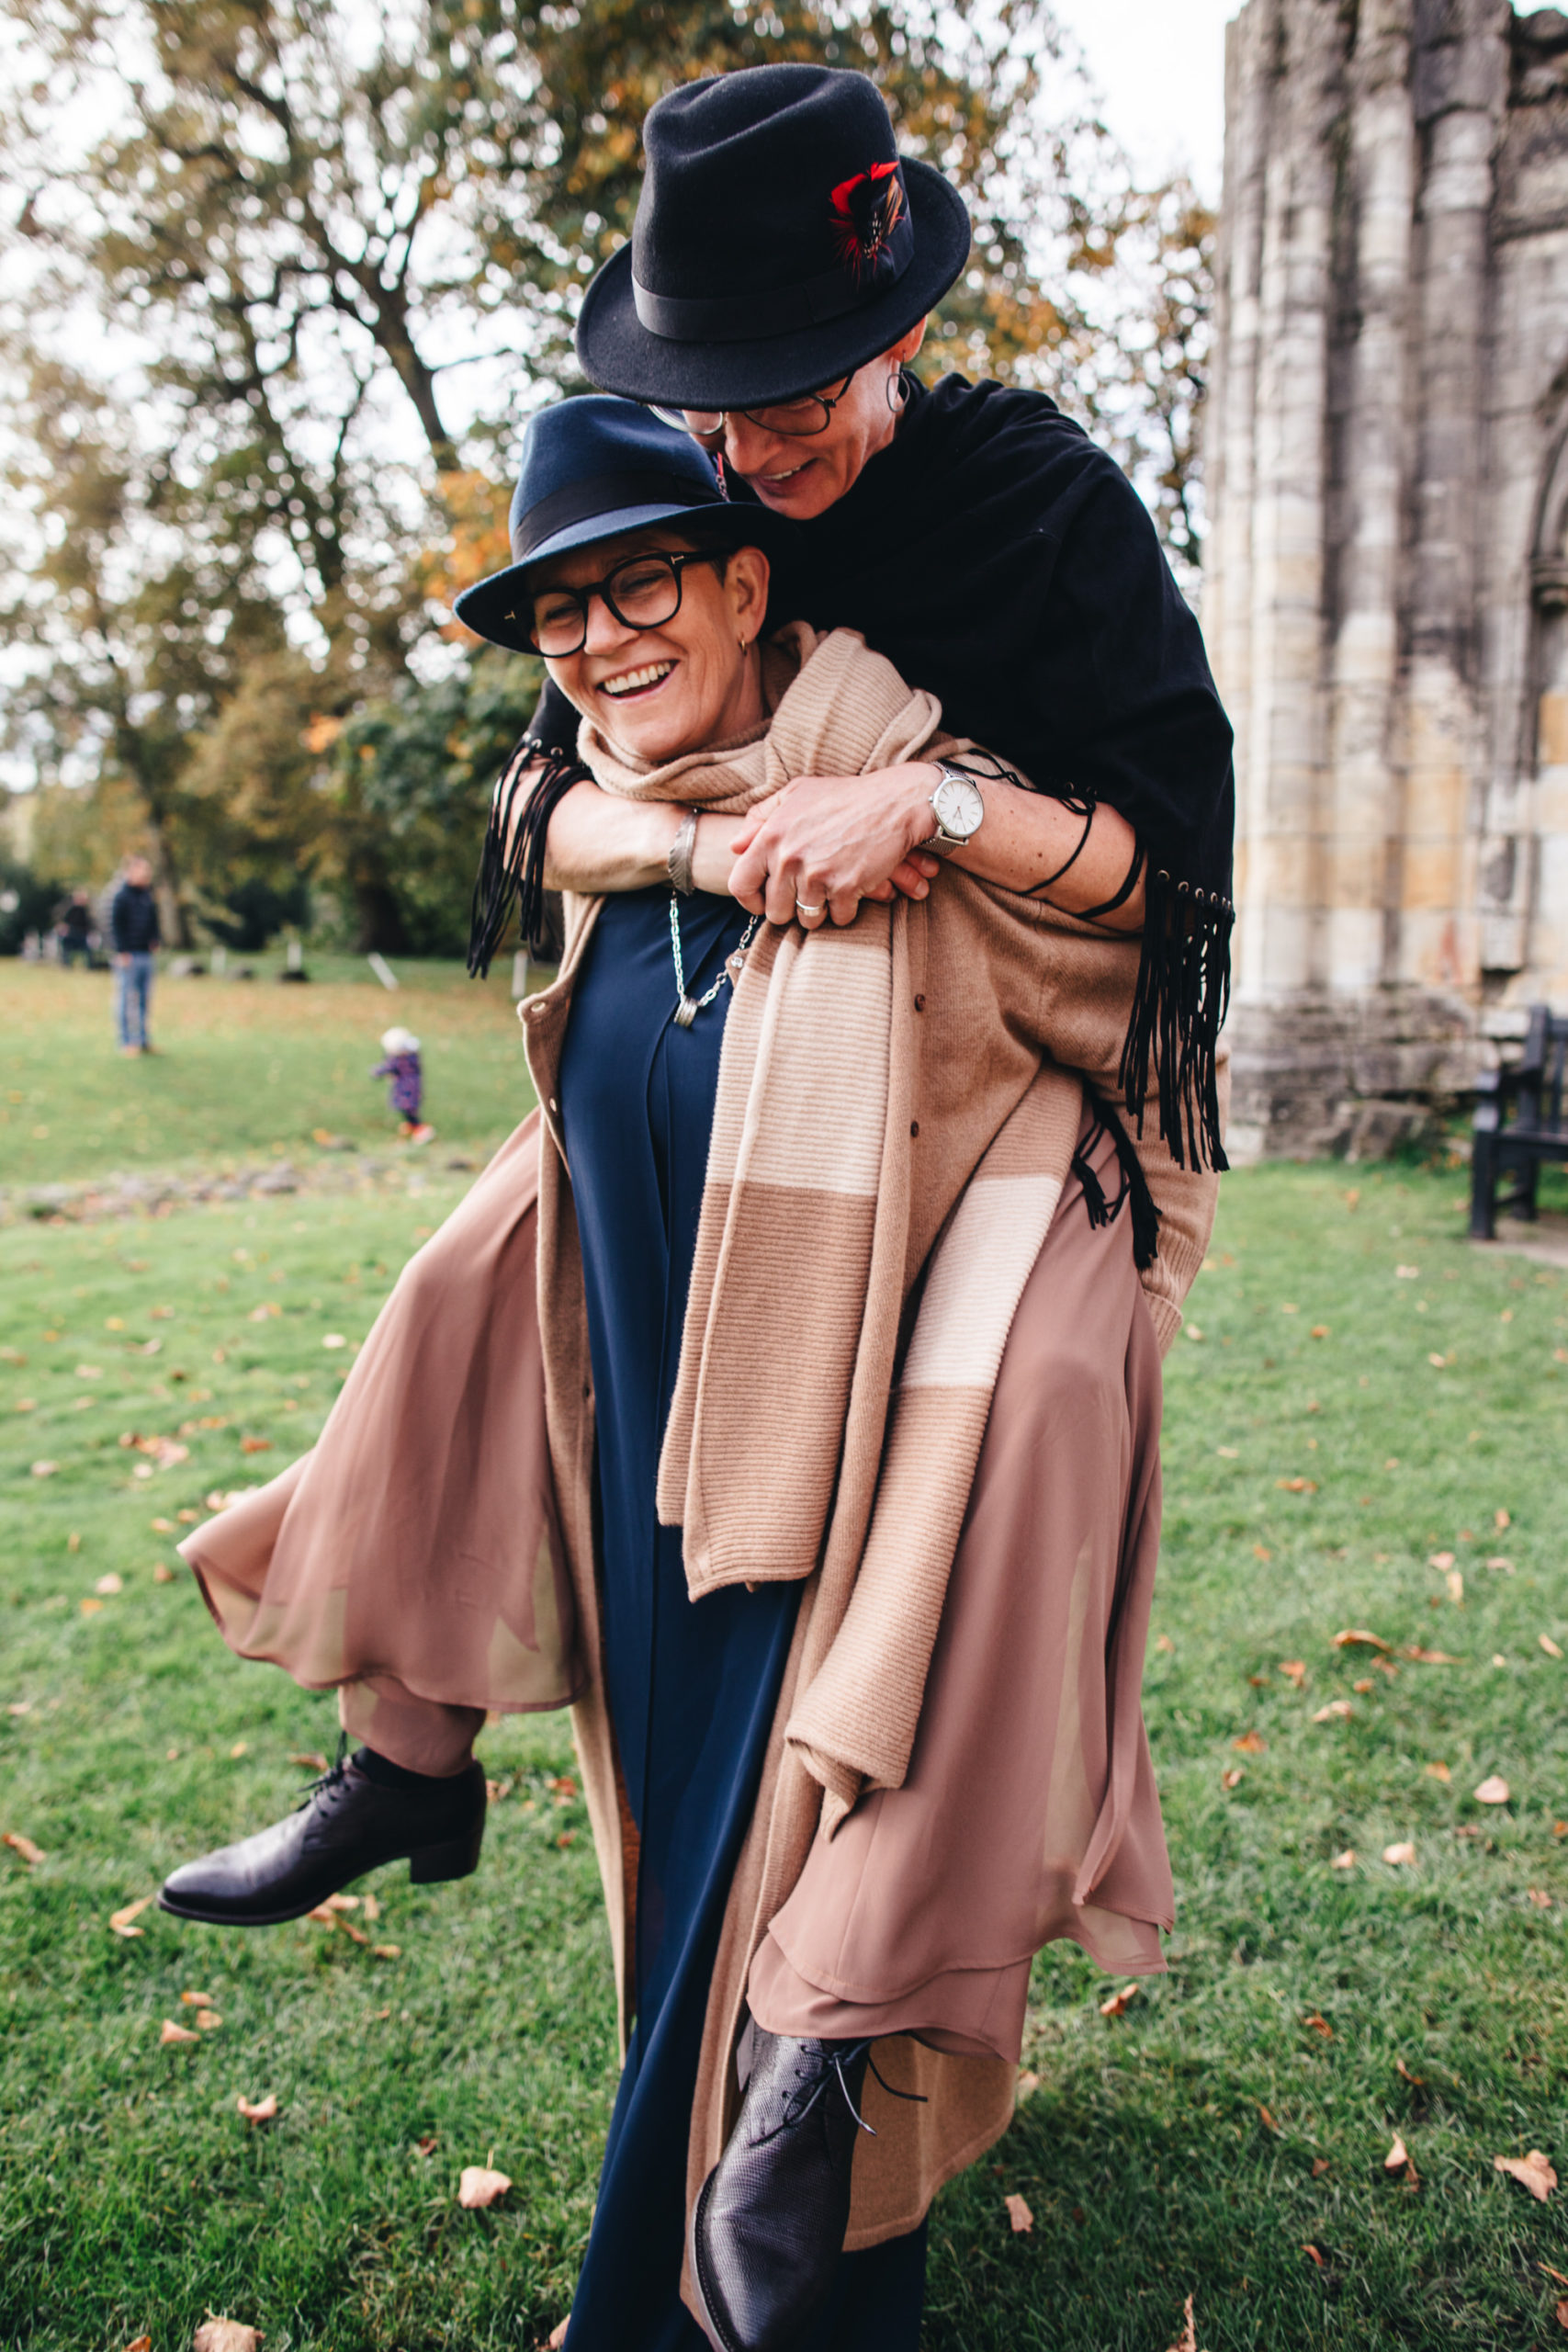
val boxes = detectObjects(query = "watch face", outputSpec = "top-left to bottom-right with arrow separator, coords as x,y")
935,775 -> 984,837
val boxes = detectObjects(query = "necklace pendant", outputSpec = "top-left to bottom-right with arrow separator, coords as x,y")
673,994 -> 698,1030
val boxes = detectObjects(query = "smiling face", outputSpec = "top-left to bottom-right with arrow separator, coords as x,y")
711,319 -> 928,520
537,525 -> 772,765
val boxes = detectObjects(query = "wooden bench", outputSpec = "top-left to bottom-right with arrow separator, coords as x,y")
1470,1003 -> 1568,1238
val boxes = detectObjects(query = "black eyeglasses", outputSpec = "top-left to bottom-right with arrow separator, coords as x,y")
519,548 -> 726,657
648,371 -> 859,443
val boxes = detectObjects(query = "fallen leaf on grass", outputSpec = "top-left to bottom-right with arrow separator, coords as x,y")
1382,1842 -> 1416,1866
108,1896 -> 153,1938
324,1893 -> 359,1911
1446,1569 -> 1465,1606
1331,1849 -> 1357,1869
1473,1776 -> 1511,1805
237,2094 -> 279,2122
372,1943 -> 402,1958
1233,1729 -> 1266,1753
1425,1762 -> 1451,1783
1100,1984 -> 1141,2018
1556,2298 -> 1568,2335
1258,2104 -> 1280,2132
1253,1544 -> 1272,1562
1353,1678 -> 1374,1695
1015,2071 -> 1039,2098
153,1562 -> 175,1582
1384,2133 -> 1412,2172
1486,1555 -> 1514,1572
1495,2151 -> 1557,2201
239,1437 -> 273,1454
152,1516 -> 175,1533
1277,1476 -> 1317,1493
1303,2014 -> 1333,2039
1428,1551 -> 1455,1570
1221,1768 -> 1244,1791
1403,1645 -> 1461,1665
1004,2192 -> 1033,2233
457,2165 -> 512,2209
193,2322 -> 261,2352
81,1597 -> 105,1615
1495,1506 -> 1511,1530
1333,1629 -> 1390,1651
196,2009 -> 222,2030
1396,2058 -> 1424,2085
30,1461 -> 58,1478
1311,1325 -> 1330,1339
1279,1660 -> 1306,1687
1541,1634 -> 1564,1660
95,1573 -> 123,1596
180,1989 -> 215,2007
228,1742 -> 248,1760
1163,2291 -> 1200,2352
1528,1888 -> 1553,1908
1155,1632 -> 1175,1652
1303,2242 -> 1325,2266
124,2336 -> 152,2351
288,1751 -> 330,1772
1311,2157 -> 1331,2177
160,2019 -> 200,2045
1540,2263 -> 1568,2286
4,1829 -> 44,1865
1314,1701 -> 1354,1722
306,1905 -> 337,1927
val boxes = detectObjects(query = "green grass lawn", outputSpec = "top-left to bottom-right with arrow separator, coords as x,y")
2,995 -> 1566,2348
1,958 -> 531,1187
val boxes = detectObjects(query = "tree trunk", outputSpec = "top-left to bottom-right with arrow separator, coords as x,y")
353,875 -> 408,955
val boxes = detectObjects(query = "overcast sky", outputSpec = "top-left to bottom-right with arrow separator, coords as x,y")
1049,0 -> 1237,199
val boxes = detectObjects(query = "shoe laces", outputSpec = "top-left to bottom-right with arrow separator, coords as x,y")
298,1732 -> 351,1815
757,2041 -> 927,2146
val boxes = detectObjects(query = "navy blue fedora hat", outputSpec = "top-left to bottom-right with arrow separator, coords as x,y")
576,64 -> 971,411
453,395 -> 792,653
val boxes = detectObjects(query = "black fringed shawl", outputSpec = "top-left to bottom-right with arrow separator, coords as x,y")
489,372 -> 1235,1169
468,736 -> 590,976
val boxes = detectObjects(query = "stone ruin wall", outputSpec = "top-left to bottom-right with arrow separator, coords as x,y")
1205,0 -> 1568,1158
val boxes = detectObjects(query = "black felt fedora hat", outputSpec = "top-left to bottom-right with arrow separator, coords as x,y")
576,64 -> 971,410
453,395 -> 794,653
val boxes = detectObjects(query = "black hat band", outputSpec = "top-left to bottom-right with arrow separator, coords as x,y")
510,469 -> 724,563
630,198 -> 914,346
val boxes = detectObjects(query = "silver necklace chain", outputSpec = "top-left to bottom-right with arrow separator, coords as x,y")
669,889 -> 761,1029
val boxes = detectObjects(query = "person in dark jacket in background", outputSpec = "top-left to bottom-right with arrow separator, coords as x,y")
55,889 -> 96,968
110,856 -> 160,1055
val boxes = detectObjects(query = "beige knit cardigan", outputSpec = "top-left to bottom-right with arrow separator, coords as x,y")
517,623 -> 1223,2264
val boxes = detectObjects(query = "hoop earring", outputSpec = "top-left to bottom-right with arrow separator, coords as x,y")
886,368 -> 910,415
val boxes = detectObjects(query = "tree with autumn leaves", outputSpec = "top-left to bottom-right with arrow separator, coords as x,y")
0,0 -> 1213,951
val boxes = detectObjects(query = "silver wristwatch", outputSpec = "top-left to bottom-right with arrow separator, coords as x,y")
919,761 -> 986,856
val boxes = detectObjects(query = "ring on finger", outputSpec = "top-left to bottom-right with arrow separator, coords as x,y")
795,897 -> 826,919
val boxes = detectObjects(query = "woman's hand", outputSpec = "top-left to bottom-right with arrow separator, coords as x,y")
727,768 -> 942,927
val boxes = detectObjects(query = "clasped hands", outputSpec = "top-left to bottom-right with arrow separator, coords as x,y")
726,763 -> 942,929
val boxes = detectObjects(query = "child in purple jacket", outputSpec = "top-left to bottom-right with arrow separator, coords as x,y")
371,1025 -> 434,1145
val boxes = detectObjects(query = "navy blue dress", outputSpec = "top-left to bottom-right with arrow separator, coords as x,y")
557,887 -> 926,2352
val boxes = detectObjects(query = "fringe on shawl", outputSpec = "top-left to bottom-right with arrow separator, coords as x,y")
467,734 -> 591,977
1117,868 -> 1234,1175
1070,1095 -> 1161,1272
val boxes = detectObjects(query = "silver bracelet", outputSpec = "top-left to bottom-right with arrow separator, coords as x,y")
667,808 -> 698,898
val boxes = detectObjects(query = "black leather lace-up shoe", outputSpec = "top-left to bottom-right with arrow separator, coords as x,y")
158,1753 -> 486,1927
691,2026 -> 876,2352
